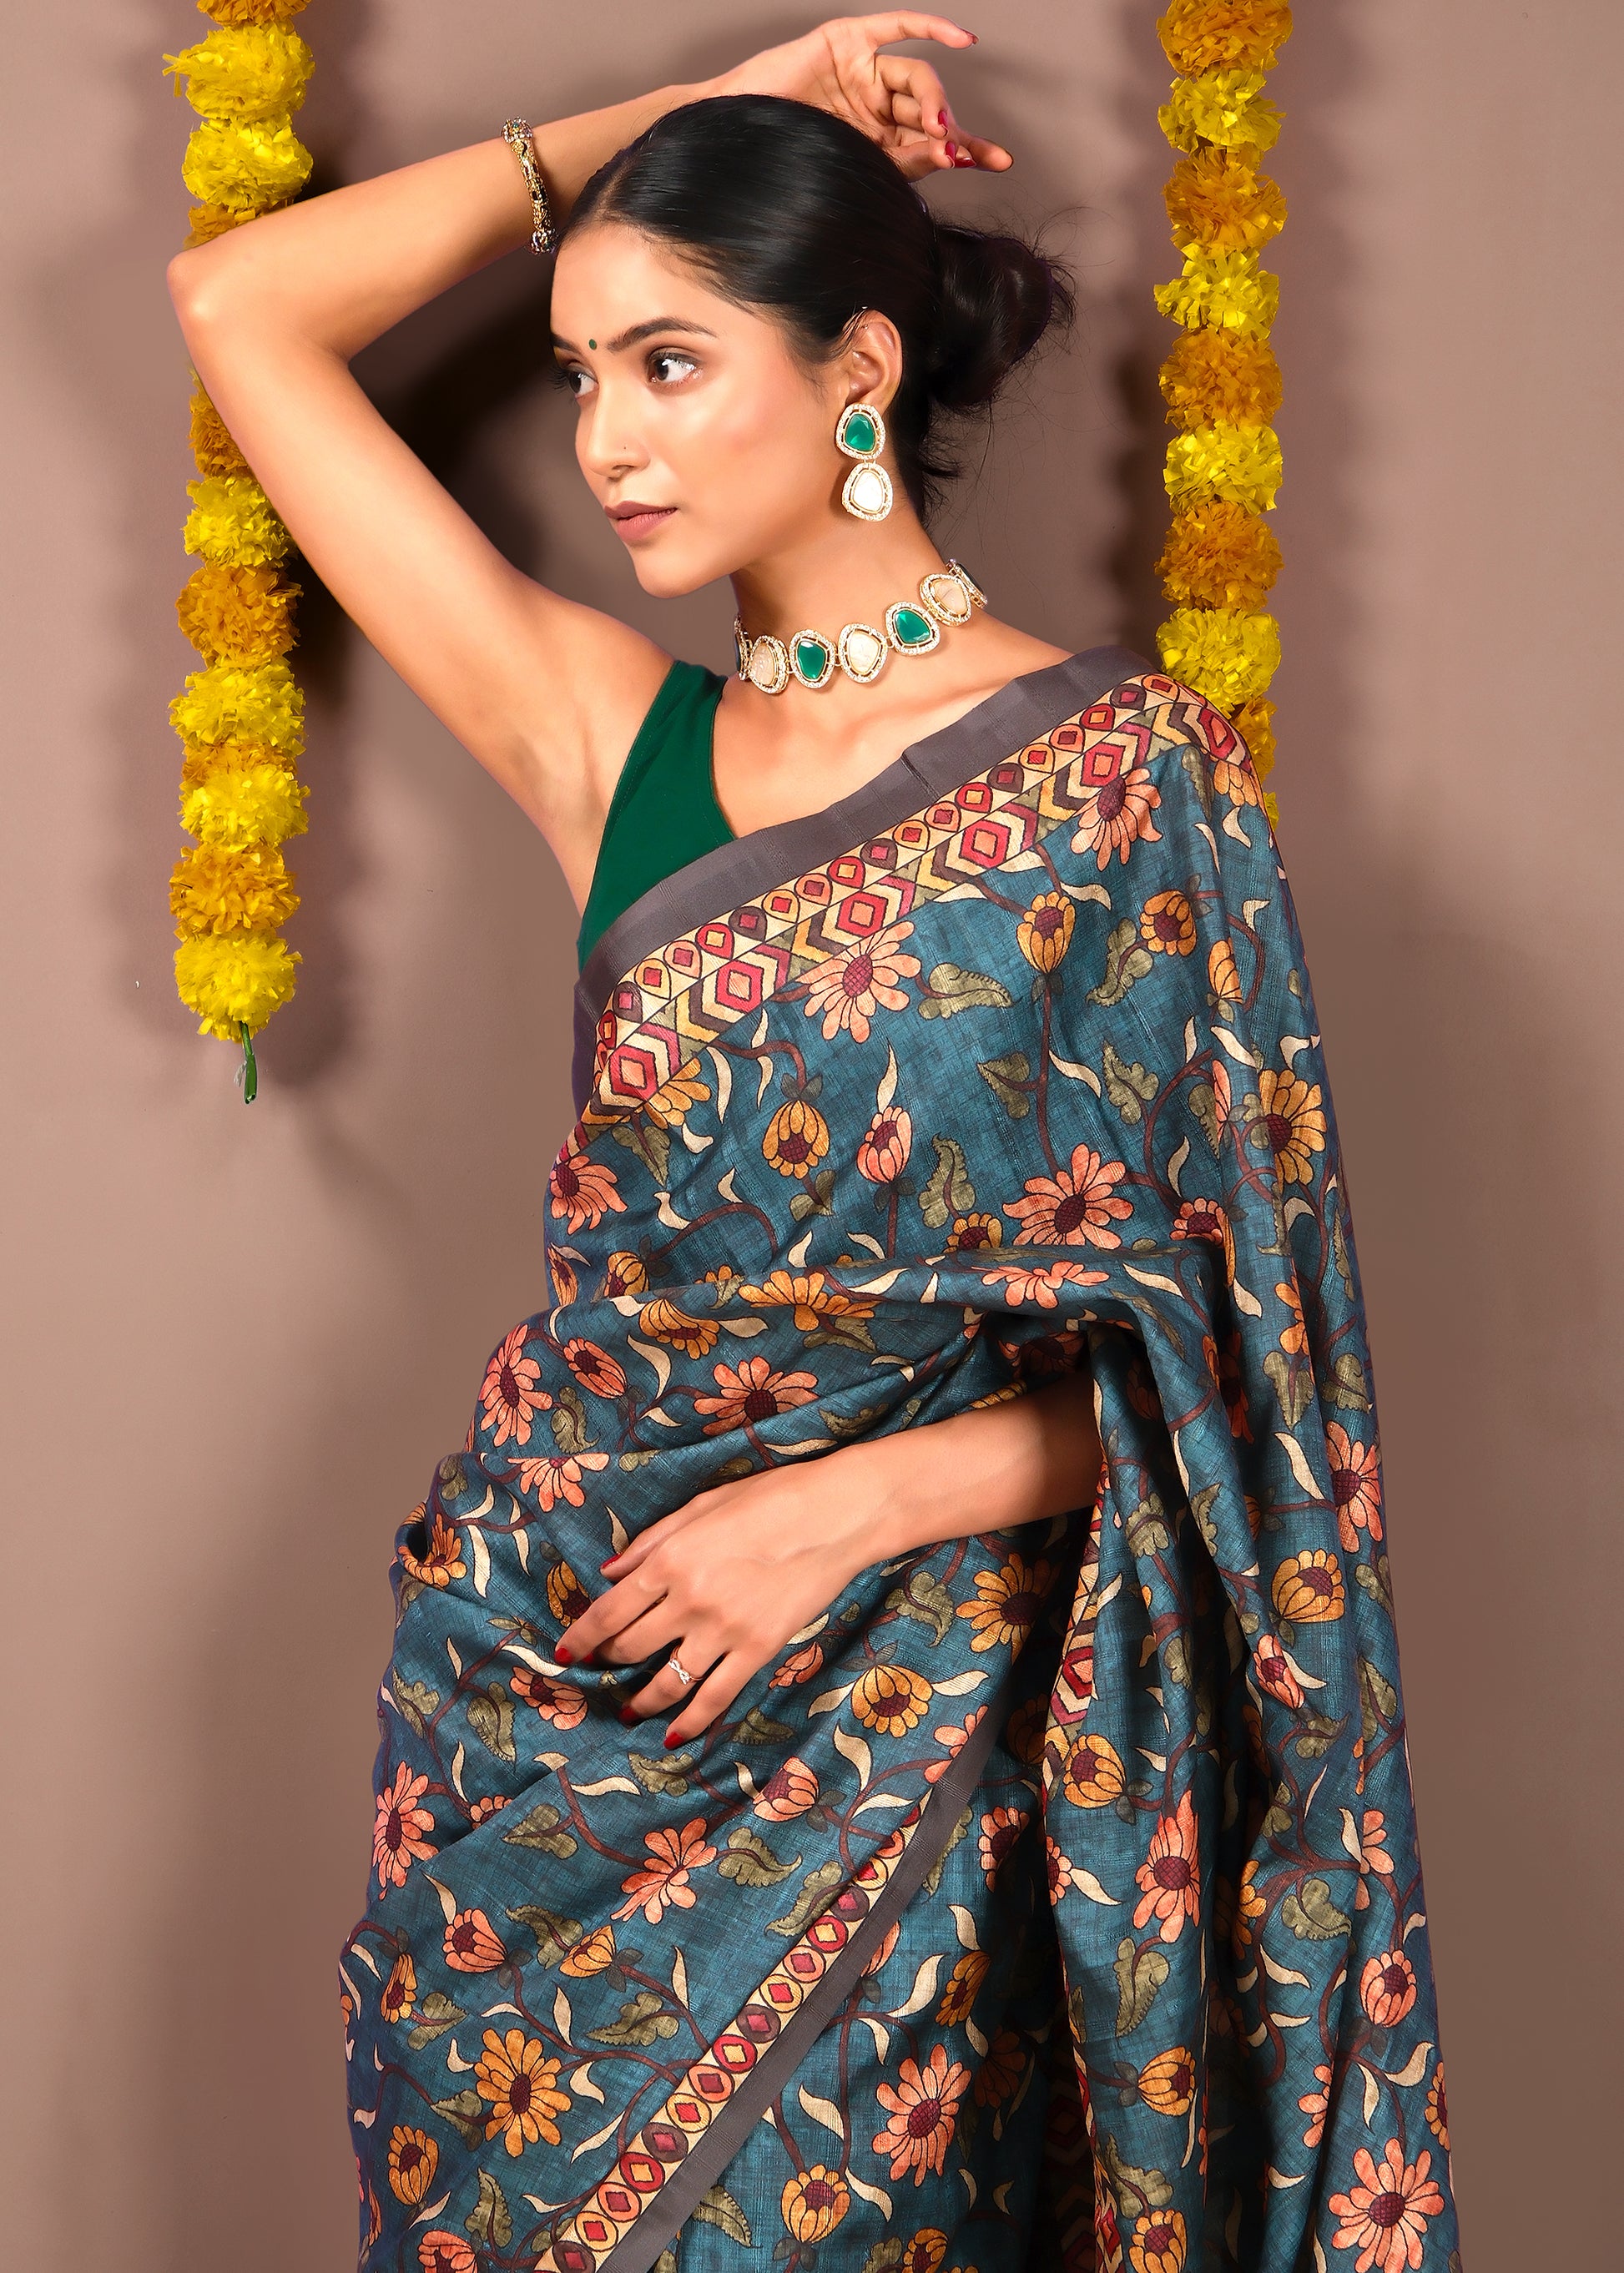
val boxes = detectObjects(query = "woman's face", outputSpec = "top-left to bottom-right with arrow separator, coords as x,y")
549,223 -> 876,596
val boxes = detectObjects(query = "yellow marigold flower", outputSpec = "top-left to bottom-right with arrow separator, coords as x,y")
1158,327 -> 1281,431
850,1662 -> 932,1737
1156,606 -> 1281,706
1272,1549 -> 1345,1625
638,1298 -> 718,1358
1139,2045 -> 1198,2115
385,2124 -> 437,2206
1155,499 -> 1281,611
180,755 -> 309,849
164,26 -> 314,119
174,928 -> 300,1039
1164,147 -> 1286,257
781,2167 -> 850,2245
181,114 -> 312,214
184,472 -> 290,567
1159,68 -> 1281,155
177,562 -> 300,663
171,656 -> 305,755
599,1251 -> 648,1298
1140,890 -> 1197,956
739,1268 -> 875,1330
188,385 -> 250,477
1157,0 -> 1294,76
1165,421 -> 1284,514
170,841 -> 299,936
560,1923 -> 617,1977
1255,1067 -> 1326,1183
1233,696 -> 1277,780
184,201 -> 249,247
1017,890 -> 1074,972
1062,1731 -> 1127,1809
1154,249 -> 1279,337
762,1096 -> 830,1180
199,0 -> 310,23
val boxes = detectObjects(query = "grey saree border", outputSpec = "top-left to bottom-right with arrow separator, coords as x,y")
571,644 -> 1155,1112
591,1664 -> 1018,2273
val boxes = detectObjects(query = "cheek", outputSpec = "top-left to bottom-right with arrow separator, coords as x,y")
677,383 -> 827,517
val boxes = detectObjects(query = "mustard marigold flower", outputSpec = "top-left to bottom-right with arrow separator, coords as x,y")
177,561 -> 299,663
385,2124 -> 437,2205
1165,147 -> 1286,257
474,2028 -> 569,2155
179,753 -> 309,849
851,1661 -> 933,1737
1062,1730 -> 1126,1808
1272,1548 -> 1345,1624
1254,1066 -> 1327,1184
1159,67 -> 1282,154
187,386 -> 250,478
1017,889 -> 1074,970
1165,421 -> 1284,513
1159,327 -> 1283,431
174,928 -> 300,1039
781,2166 -> 850,2244
1156,606 -> 1281,705
199,0 -> 312,23
181,113 -> 313,213
164,26 -> 315,121
936,1948 -> 991,2024
381,1950 -> 416,2024
638,1297 -> 718,1358
1157,0 -> 1294,78
763,1096 -> 830,1178
1139,2045 -> 1198,2115
1141,888 -> 1197,955
183,471 -> 291,566
546,1560 -> 590,1625
1154,248 -> 1279,337
1129,2205 -> 1188,2273
560,1923 -> 617,1977
169,841 -> 298,937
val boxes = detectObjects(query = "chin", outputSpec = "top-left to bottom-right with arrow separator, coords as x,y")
628,534 -> 734,601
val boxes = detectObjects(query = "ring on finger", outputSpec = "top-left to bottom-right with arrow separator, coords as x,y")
668,1647 -> 694,1688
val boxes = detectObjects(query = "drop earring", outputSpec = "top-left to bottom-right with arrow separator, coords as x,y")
835,402 -> 893,522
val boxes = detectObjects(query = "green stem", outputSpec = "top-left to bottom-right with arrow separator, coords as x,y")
239,1021 -> 258,1104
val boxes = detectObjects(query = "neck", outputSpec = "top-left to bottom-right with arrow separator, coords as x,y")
730,508 -> 946,636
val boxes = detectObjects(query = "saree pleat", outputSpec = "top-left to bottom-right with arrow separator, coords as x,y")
345,651 -> 1460,2273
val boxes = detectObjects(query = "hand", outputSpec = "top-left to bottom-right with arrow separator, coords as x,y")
554,1460 -> 877,1747
712,14 -> 1012,181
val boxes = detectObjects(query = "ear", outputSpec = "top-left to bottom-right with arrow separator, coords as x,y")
840,310 -> 905,416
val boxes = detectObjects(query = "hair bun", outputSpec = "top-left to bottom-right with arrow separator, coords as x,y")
925,222 -> 1075,413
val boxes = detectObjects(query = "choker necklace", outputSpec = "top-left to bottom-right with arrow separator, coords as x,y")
734,559 -> 987,694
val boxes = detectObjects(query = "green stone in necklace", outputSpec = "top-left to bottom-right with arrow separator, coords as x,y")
734,560 -> 987,695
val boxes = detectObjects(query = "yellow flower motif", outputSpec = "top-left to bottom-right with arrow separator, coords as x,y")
936,1948 -> 991,2024
174,929 -> 300,1040
762,1096 -> 830,1180
182,471 -> 293,567
1140,890 -> 1197,957
643,1057 -> 709,1130
1138,2045 -> 1198,2114
637,1298 -> 718,1358
956,1554 -> 1051,1651
1157,0 -> 1294,77
945,1212 -> 1002,1252
1062,1731 -> 1127,1809
560,1923 -> 618,1977
1165,421 -> 1284,514
1165,146 -> 1286,258
1017,890 -> 1075,971
171,656 -> 305,755
851,1662 -> 933,1737
179,752 -> 309,849
1208,937 -> 1242,1002
386,2124 -> 437,2205
474,2028 -> 570,2156
1158,67 -> 1282,154
181,113 -> 314,214
781,2166 -> 850,2244
1156,606 -> 1281,706
1253,1068 -> 1326,1185
1274,1277 -> 1308,1354
739,1268 -> 876,1331
169,842 -> 299,938
164,25 -> 315,119
1272,1549 -> 1345,1625
1128,2205 -> 1188,2273
1153,248 -> 1279,338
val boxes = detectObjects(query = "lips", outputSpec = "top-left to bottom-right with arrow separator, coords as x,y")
608,503 -> 676,542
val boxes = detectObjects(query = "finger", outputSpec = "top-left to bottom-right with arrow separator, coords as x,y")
947,130 -> 1013,170
876,54 -> 951,135
557,1567 -> 667,1664
599,1496 -> 710,1577
663,1652 -> 754,1747
618,1639 -> 727,1727
850,13 -> 978,51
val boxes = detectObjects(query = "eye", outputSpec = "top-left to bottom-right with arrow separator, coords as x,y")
648,349 -> 699,386
557,364 -> 595,401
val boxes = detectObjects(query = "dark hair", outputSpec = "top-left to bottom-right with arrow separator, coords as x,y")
564,93 -> 1075,518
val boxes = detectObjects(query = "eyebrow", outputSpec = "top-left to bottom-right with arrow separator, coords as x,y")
551,316 -> 719,356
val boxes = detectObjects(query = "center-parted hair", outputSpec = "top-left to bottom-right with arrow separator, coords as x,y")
563,93 -> 1076,517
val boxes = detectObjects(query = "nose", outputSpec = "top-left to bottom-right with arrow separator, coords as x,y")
577,379 -> 650,488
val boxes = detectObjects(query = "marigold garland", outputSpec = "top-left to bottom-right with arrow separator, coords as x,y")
165,0 -> 316,1095
1153,0 -> 1292,831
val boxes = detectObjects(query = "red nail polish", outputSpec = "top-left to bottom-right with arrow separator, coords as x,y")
599,1559 -> 617,1572
663,1727 -> 683,1750
618,1704 -> 638,1724
939,109 -> 949,129
945,140 -> 957,160
554,1642 -> 573,1665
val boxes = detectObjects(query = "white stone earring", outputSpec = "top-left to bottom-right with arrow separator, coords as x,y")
835,403 -> 893,522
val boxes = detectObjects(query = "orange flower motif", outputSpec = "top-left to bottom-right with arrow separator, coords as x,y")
753,1755 -> 821,1821
956,1552 -> 1051,1651
770,1640 -> 825,1687
1070,753 -> 1164,869
479,1324 -> 551,1448
546,1560 -> 591,1625
972,2027 -> 1024,2107
1329,2139 -> 1445,2273
1351,1808 -> 1395,1910
1139,2045 -> 1198,2115
1233,1858 -> 1267,1950
1128,2205 -> 1188,2273
442,1907 -> 506,1973
510,1665 -> 588,1730
643,1056 -> 709,1130
924,1706 -> 988,1783
899,2233 -> 950,2273
1273,1549 -> 1345,1625
546,1246 -> 580,1305
762,1096 -> 831,1179
548,1142 -> 626,1232
1005,1693 -> 1047,1762
381,1950 -> 416,2024
800,921 -> 920,1042
1132,1790 -> 1202,1942
1018,888 -> 1076,970
1274,1275 -> 1309,1355
1140,889 -> 1196,955
1359,1949 -> 1417,2030
598,1251 -> 648,1298
936,1948 -> 991,2024
1062,1731 -> 1127,1809
468,1794 -> 507,1825
1208,935 -> 1243,1000
638,1297 -> 719,1358
1327,1423 -> 1384,1550
418,2236 -> 477,2273
474,2027 -> 570,2156
1171,1194 -> 1235,1287
507,1450 -> 610,1511
1252,1632 -> 1304,1707
978,1260 -> 1109,1308
386,2124 -> 438,2205
1299,2059 -> 1333,2148
562,1337 -> 627,1401
1254,1067 -> 1327,1186
373,1763 -> 436,1892
613,1816 -> 718,1923
739,1269 -> 876,1331
1425,2059 -> 1449,2150
693,1354 -> 818,1435
560,1923 -> 618,1978
399,1504 -> 467,1590
1006,1142 -> 1133,1248
1046,1833 -> 1077,1902
872,2043 -> 970,2184
978,1805 -> 1028,1885
851,1661 -> 933,1737
945,1211 -> 1002,1252
781,2165 -> 850,2243
858,1105 -> 913,1182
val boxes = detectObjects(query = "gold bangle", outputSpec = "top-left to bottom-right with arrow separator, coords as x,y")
502,118 -> 556,255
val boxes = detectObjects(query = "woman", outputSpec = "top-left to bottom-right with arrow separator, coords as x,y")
170,17 -> 1458,2272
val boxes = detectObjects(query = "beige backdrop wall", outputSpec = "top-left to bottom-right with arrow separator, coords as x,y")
4,3 -> 1619,2265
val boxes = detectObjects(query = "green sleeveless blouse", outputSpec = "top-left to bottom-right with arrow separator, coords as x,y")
577,660 -> 732,968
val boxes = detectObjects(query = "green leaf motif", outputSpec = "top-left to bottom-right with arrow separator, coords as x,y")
1263,1348 -> 1314,1428
1281,1875 -> 1352,1941
693,2185 -> 753,2245
825,1402 -> 885,1441
1327,1351 -> 1372,1411
628,1747 -> 696,1797
1099,2131 -> 1173,2217
1125,1493 -> 1171,1557
976,1050 -> 1031,1119
767,1858 -> 845,1938
1088,918 -> 1154,1008
920,1133 -> 976,1227
885,1565 -> 957,1644
734,1705 -> 796,1746
1188,1080 -> 1224,1155
502,1799 -> 579,1859
391,1672 -> 440,1735
1292,1709 -> 1341,1760
718,1825 -> 801,1887
467,1682 -> 517,1763
431,2088 -> 487,2148
789,1167 -> 837,1222
507,1903 -> 583,1966
1358,1656 -> 1399,1746
589,1990 -> 681,2046
551,1383 -> 595,1455
466,2170 -> 513,2248
609,1111 -> 670,1187
406,1989 -> 465,2051
1102,1039 -> 1158,1124
1112,1937 -> 1171,2036
917,962 -> 1013,1019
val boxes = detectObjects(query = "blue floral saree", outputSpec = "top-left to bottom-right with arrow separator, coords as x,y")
344,650 -> 1460,2273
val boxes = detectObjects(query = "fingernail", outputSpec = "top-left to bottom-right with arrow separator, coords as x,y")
945,141 -> 957,160
663,1727 -> 683,1750
555,1642 -> 573,1665
938,109 -> 949,129
618,1704 -> 638,1725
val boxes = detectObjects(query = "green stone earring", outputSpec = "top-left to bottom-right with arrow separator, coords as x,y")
835,402 -> 893,522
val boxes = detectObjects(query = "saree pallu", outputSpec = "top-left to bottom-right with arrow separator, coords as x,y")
344,650 -> 1461,2273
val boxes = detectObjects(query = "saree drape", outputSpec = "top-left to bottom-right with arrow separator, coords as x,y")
345,649 -> 1460,2273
